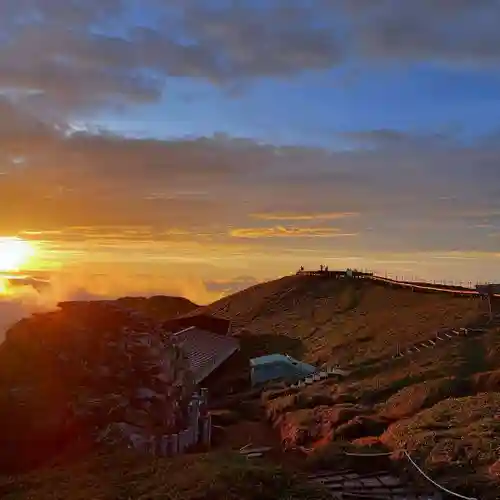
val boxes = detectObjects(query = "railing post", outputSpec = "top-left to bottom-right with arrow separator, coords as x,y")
202,413 -> 212,447
192,398 -> 200,443
160,434 -> 168,456
200,387 -> 208,405
171,433 -> 179,455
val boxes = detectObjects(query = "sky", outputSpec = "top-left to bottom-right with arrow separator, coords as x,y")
1,0 -> 500,318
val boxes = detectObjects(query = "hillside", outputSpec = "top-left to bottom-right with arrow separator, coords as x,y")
2,274 -> 500,498
196,273 -> 498,497
0,449 -> 329,500
200,274 -> 486,366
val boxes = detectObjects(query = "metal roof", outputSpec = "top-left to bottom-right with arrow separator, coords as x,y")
163,314 -> 230,336
173,326 -> 240,384
250,353 -> 316,372
250,354 -> 288,366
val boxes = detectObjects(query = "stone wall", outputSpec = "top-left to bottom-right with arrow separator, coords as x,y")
100,388 -> 212,456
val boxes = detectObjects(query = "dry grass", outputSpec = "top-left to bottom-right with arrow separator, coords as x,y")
201,275 -> 485,366
198,274 -> 499,496
381,393 -> 500,499
3,274 -> 499,497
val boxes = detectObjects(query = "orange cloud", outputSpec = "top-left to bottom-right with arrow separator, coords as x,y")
230,226 -> 358,238
19,226 -> 197,243
250,211 -> 359,221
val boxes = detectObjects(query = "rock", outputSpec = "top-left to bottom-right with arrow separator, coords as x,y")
279,410 -> 316,449
0,301 -> 195,473
322,404 -> 367,428
351,436 -> 386,449
489,460 -> 500,477
379,377 -> 470,420
335,415 -> 389,441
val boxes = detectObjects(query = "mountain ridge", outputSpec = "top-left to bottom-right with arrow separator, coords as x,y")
1,273 -> 499,498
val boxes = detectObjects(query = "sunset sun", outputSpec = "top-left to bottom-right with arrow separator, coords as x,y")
0,237 -> 36,272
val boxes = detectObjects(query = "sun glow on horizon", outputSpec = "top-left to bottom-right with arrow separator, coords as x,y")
0,237 -> 36,272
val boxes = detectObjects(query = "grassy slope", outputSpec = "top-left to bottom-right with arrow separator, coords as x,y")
201,275 -> 485,366
203,275 -> 499,496
0,449 -> 329,500
4,275 -> 497,497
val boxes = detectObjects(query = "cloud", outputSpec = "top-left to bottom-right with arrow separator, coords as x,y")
0,277 -> 61,343
341,0 -> 500,66
0,0 -> 498,121
0,120 -> 303,232
338,129 -> 452,150
250,212 -> 359,221
230,226 -> 358,239
0,112 -> 499,255
0,1 -> 342,114
5,276 -> 51,292
204,275 -> 258,297
18,227 -> 202,243
0,265 -> 244,343
0,95 -> 498,258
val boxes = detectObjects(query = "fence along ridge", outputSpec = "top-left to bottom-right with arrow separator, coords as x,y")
296,268 -> 500,299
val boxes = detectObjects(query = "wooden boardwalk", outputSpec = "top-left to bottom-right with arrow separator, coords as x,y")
306,449 -> 480,500
308,468 -> 442,499
239,446 -> 441,499
240,443 -> 476,499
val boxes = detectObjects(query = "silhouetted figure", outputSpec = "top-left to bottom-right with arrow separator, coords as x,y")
300,266 -> 304,272
320,264 -> 324,272
325,266 -> 329,272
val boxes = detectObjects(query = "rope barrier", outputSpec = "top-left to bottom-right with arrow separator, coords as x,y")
343,450 -> 479,499
402,450 -> 478,500
344,451 -> 393,457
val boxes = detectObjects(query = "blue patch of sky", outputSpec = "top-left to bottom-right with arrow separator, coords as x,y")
84,62 -> 500,149
77,0 -> 500,149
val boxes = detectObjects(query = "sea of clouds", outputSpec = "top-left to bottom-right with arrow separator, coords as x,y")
0,277 -> 103,344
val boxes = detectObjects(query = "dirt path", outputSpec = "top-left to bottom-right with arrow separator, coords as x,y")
210,397 -> 307,471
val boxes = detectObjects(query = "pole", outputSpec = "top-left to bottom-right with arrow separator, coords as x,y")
487,285 -> 493,322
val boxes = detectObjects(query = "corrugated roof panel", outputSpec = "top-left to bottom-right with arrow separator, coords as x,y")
173,327 -> 240,384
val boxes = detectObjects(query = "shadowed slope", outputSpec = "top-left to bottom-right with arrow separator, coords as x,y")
0,449 -> 330,500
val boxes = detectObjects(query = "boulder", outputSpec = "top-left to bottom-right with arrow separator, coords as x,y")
489,460 -> 500,477
335,415 -> 389,441
0,302 -> 194,473
379,377 -> 470,420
